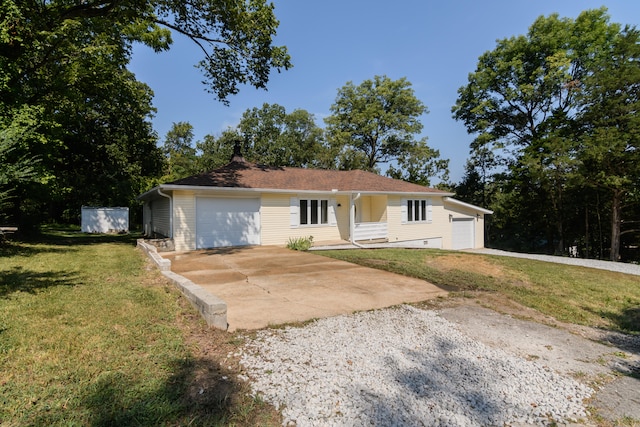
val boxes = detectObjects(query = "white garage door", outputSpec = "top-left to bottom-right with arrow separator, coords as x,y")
451,218 -> 474,250
196,198 -> 260,249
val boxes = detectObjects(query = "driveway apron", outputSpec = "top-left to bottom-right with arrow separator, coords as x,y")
164,246 -> 447,331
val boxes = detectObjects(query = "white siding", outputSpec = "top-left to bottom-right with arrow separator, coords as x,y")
261,194 -> 343,245
173,191 -> 196,252
388,196 -> 446,244
370,196 -> 387,222
150,197 -> 171,238
162,190 -> 488,251
335,195 -> 351,241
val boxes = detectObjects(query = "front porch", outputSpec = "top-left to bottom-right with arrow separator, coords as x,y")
353,221 -> 388,241
349,194 -> 389,243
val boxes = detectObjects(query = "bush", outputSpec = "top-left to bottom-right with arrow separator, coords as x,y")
286,236 -> 314,251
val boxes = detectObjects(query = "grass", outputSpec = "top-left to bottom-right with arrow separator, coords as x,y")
2,229 -> 638,425
0,228 -> 280,427
319,248 -> 640,334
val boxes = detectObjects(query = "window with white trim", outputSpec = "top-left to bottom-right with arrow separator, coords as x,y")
407,199 -> 432,223
300,199 -> 329,225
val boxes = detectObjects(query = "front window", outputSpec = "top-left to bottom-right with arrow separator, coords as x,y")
300,199 -> 328,225
407,199 -> 428,222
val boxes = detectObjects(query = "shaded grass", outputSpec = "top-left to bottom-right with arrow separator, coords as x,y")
0,231 -> 279,426
319,248 -> 640,334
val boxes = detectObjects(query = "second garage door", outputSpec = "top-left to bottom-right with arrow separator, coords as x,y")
196,198 -> 260,249
451,218 -> 474,250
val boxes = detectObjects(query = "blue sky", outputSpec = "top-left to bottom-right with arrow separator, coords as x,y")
129,1 -> 640,183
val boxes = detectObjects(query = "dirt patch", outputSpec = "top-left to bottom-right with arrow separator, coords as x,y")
425,254 -> 506,278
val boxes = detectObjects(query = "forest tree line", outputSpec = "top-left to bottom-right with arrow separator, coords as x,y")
0,3 -> 637,262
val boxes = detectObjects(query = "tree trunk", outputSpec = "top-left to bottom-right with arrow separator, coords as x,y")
585,205 -> 589,259
597,192 -> 603,259
554,219 -> 564,255
610,189 -> 623,262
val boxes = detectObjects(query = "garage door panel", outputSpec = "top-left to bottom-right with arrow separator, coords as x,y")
452,218 -> 474,250
196,198 -> 260,249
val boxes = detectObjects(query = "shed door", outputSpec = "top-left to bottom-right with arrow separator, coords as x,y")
196,198 -> 260,249
452,218 -> 474,250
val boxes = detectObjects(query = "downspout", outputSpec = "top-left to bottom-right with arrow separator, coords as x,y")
350,193 -> 365,248
157,187 -> 173,239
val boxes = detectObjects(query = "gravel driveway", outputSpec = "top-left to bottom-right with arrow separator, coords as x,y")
234,248 -> 640,426
239,304 -> 639,426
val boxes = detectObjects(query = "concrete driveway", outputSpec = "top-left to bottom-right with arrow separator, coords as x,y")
164,246 -> 447,331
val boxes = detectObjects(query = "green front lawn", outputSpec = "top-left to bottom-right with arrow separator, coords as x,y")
2,229 -> 638,426
319,249 -> 640,334
0,229 -> 279,427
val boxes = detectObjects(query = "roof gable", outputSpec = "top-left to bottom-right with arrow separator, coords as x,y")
167,160 -> 448,194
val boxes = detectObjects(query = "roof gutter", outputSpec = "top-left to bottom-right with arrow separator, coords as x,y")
153,184 -> 453,197
444,197 -> 493,214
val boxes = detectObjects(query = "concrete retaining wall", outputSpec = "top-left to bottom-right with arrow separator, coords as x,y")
137,239 -> 171,271
161,271 -> 228,331
137,239 -> 228,330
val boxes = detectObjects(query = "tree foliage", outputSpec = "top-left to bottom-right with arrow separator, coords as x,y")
2,0 -> 291,105
0,107 -> 40,221
325,75 -> 448,184
162,122 -> 198,181
453,8 -> 640,261
576,26 -> 640,260
387,140 -> 450,187
453,8 -> 618,157
237,103 -> 328,167
195,131 -> 237,172
0,0 -> 291,227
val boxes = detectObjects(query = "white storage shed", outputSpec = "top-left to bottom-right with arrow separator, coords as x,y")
81,207 -> 129,233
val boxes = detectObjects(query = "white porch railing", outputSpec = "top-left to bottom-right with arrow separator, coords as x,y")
353,222 -> 388,241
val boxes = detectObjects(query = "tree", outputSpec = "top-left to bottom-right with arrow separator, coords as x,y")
576,27 -> 640,261
237,103 -> 327,167
162,122 -> 197,180
325,75 -> 448,184
387,140 -> 449,187
195,131 -> 237,172
455,161 -> 486,208
451,8 -> 637,258
456,143 -> 500,208
0,0 -> 290,226
0,107 -> 40,221
1,0 -> 291,106
452,8 -> 617,161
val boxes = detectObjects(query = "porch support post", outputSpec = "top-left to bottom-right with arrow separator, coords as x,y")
350,192 -> 361,245
350,194 -> 355,244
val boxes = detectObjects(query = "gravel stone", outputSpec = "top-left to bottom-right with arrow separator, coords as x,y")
240,305 -> 593,426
